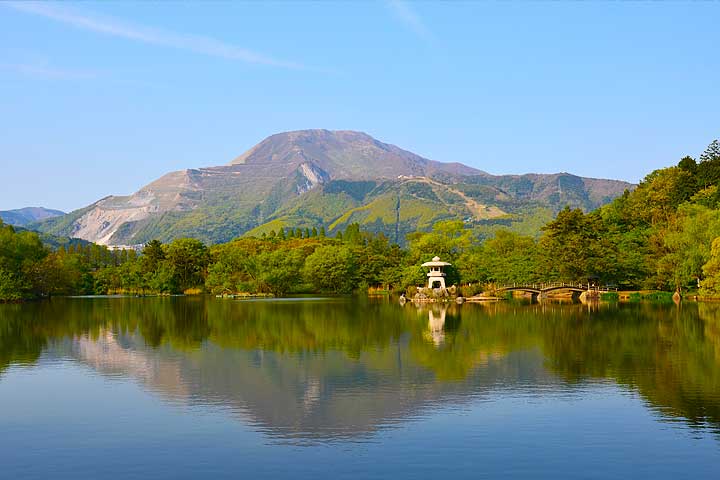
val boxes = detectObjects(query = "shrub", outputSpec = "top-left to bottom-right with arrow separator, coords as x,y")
459,284 -> 484,297
601,292 -> 619,302
643,291 -> 675,302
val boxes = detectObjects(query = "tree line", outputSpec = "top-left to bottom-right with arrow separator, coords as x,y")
2,140 -> 720,301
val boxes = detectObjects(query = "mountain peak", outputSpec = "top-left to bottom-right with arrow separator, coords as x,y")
229,129 -> 483,178
232,129 -> 372,164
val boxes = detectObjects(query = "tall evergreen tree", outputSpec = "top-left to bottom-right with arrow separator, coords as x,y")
697,140 -> 720,188
699,140 -> 720,163
141,240 -> 165,273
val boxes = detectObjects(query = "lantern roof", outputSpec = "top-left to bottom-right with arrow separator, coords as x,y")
421,256 -> 452,267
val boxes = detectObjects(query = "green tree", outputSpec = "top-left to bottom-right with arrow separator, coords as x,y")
699,139 -> 720,163
343,223 -> 363,245
701,237 -> 720,296
165,238 -> 209,291
539,208 -> 612,282
0,221 -> 48,300
406,220 -> 473,266
145,262 -> 177,293
28,251 -> 88,296
304,245 -> 357,293
460,230 -> 539,284
697,140 -> 720,188
255,249 -> 305,296
676,156 -> 699,201
658,204 -> 720,290
141,240 -> 165,273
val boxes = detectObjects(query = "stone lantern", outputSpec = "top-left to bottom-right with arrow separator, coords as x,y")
421,256 -> 452,289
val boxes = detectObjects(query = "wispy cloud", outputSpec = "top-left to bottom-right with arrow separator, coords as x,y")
5,1 -> 308,70
386,0 -> 433,41
0,62 -> 98,80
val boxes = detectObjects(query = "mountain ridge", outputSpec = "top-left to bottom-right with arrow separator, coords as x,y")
33,130 -> 633,245
0,207 -> 65,227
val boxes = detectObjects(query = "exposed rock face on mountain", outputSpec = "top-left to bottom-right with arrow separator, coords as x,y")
35,130 -> 633,245
0,207 -> 64,227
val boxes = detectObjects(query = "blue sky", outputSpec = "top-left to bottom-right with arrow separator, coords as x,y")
1,1 -> 718,212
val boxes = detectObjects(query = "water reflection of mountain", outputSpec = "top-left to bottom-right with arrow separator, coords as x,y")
1,297 -> 719,440
58,331 -> 552,442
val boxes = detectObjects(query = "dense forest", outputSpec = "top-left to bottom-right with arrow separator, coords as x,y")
1,140 -> 719,302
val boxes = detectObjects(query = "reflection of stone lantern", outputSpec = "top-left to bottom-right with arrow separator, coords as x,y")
427,307 -> 446,346
421,256 -> 452,289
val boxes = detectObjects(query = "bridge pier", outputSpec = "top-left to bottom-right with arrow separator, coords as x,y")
579,289 -> 599,303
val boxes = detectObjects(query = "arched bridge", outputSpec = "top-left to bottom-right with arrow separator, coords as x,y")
495,282 -> 616,298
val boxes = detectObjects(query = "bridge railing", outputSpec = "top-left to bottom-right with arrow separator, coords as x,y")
495,282 -> 618,292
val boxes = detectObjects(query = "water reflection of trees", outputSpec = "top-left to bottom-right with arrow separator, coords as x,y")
1,298 -> 719,431
542,302 -> 720,429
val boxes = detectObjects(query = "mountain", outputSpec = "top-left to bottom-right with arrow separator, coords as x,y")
34,130 -> 633,246
230,129 -> 481,178
0,207 -> 64,227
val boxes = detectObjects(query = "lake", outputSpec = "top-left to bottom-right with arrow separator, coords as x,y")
1,296 -> 719,479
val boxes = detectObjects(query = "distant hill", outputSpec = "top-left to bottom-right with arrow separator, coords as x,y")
33,130 -> 633,245
12,226 -> 92,250
1,207 -> 64,227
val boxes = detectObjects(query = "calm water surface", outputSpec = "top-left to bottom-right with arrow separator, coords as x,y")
1,297 -> 719,479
